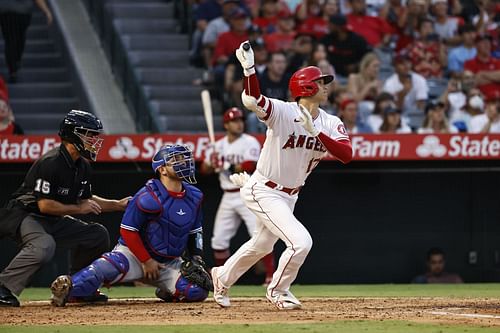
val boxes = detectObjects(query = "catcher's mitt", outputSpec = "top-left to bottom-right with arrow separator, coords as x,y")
180,256 -> 213,291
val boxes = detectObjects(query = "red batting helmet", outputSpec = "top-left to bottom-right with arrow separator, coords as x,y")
289,66 -> 334,99
223,107 -> 244,123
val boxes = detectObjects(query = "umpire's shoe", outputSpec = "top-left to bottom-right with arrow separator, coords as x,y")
0,284 -> 20,307
50,275 -> 72,307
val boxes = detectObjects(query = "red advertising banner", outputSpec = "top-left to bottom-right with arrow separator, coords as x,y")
0,133 -> 499,163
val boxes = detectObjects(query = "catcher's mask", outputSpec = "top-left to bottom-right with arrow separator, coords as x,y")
58,110 -> 104,161
152,144 -> 197,184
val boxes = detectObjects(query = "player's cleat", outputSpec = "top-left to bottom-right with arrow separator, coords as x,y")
211,267 -> 230,308
67,290 -> 108,304
50,275 -> 73,307
266,291 -> 302,310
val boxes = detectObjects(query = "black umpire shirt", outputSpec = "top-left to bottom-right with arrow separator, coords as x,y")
0,144 -> 93,238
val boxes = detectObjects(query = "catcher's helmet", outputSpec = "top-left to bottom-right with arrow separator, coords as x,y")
152,144 -> 197,184
289,66 -> 334,100
58,110 -> 103,161
223,107 -> 244,123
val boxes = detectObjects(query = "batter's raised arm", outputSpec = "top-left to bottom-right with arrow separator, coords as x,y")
236,41 -> 272,120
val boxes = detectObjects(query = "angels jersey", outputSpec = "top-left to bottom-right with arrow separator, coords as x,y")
255,98 -> 349,189
205,133 -> 261,190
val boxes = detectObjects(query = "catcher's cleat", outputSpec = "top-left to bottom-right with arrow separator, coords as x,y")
211,267 -> 230,308
50,275 -> 72,307
67,290 -> 108,304
266,291 -> 302,310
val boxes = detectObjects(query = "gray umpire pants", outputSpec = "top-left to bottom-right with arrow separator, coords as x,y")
0,214 -> 110,296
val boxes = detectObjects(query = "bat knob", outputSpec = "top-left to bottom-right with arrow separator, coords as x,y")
243,42 -> 250,51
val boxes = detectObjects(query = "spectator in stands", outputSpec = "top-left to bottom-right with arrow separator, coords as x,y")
472,0 -> 498,36
469,98 -> 500,133
368,92 -> 395,133
379,0 -> 406,33
347,52 -> 382,103
383,52 -> 429,115
337,99 -> 372,133
263,12 -> 296,53
225,38 -> 267,107
212,8 -> 249,67
378,105 -> 412,133
417,100 -> 458,133
412,247 -> 463,284
210,7 -> 249,91
259,51 -> 290,100
296,0 -> 338,40
440,77 -> 466,118
405,18 -> 447,78
295,0 -> 322,22
0,0 -> 52,83
430,0 -> 461,46
464,34 -> 500,101
287,33 -> 315,73
201,0 -> 240,69
346,0 -> 393,47
320,14 -> 371,77
253,0 -> 280,33
0,95 -> 23,135
393,0 -> 429,51
448,24 -> 477,77
449,87 -> 484,132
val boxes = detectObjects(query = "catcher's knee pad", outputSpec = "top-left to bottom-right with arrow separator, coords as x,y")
173,276 -> 208,302
71,251 -> 129,297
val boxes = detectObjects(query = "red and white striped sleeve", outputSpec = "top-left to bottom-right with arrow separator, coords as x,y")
244,73 -> 273,120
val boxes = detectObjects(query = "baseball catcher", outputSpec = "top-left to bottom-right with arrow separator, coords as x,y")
50,144 -> 212,306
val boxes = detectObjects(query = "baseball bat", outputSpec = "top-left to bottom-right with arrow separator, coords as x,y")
201,89 -> 216,146
243,42 -> 250,51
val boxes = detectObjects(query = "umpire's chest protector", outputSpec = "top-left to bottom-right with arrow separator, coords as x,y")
139,179 -> 202,259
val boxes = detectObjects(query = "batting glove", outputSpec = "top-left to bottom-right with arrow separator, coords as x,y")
229,171 -> 250,188
296,105 -> 320,137
236,41 -> 255,76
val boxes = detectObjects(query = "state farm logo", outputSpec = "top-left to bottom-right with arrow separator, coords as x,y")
416,136 -> 447,158
109,137 -> 140,159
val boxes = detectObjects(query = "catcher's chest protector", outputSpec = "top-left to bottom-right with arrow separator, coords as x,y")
141,179 -> 202,258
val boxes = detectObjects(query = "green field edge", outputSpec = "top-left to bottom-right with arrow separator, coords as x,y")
1,321 -> 499,333
19,283 -> 500,301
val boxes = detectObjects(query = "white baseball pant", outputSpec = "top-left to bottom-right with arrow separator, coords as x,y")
215,180 -> 313,296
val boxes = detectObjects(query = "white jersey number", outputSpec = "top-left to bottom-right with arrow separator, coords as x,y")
34,178 -> 51,194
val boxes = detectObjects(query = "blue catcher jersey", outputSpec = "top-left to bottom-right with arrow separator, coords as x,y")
119,179 -> 203,262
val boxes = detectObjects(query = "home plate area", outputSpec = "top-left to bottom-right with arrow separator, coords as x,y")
2,297 -> 500,327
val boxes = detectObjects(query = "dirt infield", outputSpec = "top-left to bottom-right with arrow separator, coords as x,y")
2,297 -> 500,327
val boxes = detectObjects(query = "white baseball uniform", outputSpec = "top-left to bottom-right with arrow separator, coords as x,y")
205,134 -> 261,251
215,97 -> 349,297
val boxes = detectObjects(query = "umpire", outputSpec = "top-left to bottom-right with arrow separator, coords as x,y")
0,110 -> 129,307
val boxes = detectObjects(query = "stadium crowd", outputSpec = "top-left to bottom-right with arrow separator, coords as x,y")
188,0 -> 500,134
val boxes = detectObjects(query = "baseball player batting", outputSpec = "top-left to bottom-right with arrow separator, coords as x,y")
211,41 -> 353,310
200,108 -> 274,285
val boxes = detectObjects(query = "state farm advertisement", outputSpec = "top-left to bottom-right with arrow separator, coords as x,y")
0,134 -> 499,163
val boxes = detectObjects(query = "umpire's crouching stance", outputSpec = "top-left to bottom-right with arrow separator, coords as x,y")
0,110 -> 130,307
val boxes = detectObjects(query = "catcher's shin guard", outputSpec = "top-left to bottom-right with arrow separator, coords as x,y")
70,251 -> 129,298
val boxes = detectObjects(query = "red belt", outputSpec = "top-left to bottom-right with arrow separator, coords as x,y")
265,181 -> 301,195
224,188 -> 240,193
